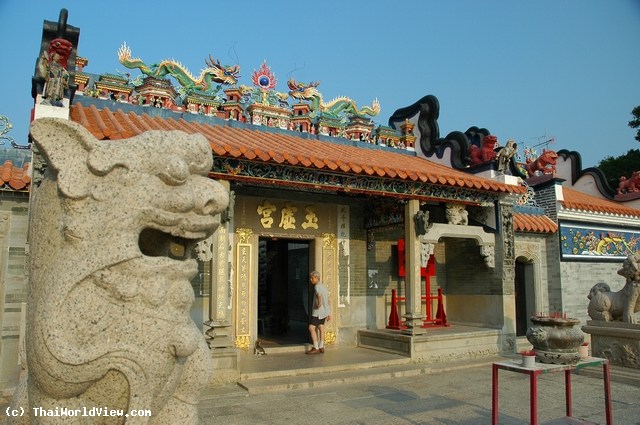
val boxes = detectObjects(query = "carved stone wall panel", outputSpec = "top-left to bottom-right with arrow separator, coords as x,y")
499,202 -> 516,292
584,321 -> 640,369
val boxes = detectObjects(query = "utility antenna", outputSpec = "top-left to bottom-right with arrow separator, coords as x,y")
531,133 -> 555,150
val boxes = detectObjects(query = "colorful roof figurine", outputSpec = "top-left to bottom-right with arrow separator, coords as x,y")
252,61 -> 277,91
117,43 -> 240,97
239,61 -> 290,111
287,78 -> 380,120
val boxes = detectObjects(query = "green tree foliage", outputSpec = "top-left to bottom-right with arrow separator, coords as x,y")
630,105 -> 640,142
598,148 -> 640,190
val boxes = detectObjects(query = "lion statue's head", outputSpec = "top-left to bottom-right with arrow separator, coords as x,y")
618,253 -> 640,282
587,282 -> 611,300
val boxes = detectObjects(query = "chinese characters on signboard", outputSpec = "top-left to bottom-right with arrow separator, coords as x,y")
216,227 -> 227,320
257,200 -> 319,231
235,238 -> 252,337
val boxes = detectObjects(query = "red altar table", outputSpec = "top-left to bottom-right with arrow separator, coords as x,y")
491,357 -> 612,425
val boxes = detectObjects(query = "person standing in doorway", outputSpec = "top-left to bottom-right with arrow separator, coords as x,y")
306,271 -> 330,354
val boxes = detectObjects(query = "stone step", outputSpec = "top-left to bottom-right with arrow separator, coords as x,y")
238,353 -> 501,395
240,351 -> 411,381
577,364 -> 640,386
261,344 -> 307,355
358,326 -> 503,361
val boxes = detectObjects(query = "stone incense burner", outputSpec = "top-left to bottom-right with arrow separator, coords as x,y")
526,315 -> 585,365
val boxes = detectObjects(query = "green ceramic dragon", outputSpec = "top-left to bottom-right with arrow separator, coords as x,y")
117,43 -> 240,95
287,78 -> 380,118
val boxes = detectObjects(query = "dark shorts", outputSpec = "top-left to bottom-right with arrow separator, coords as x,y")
310,316 -> 326,327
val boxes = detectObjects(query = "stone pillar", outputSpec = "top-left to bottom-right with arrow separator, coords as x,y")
498,201 -> 517,350
204,182 -> 233,350
205,225 -> 232,348
403,199 -> 427,334
206,222 -> 239,384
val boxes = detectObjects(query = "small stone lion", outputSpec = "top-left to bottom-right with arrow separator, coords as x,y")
445,204 -> 468,225
587,254 -> 640,323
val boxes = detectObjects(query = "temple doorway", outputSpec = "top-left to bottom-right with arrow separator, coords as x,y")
515,258 -> 535,336
257,237 -> 311,346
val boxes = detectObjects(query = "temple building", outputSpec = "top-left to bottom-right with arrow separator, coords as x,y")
1,9 -> 639,391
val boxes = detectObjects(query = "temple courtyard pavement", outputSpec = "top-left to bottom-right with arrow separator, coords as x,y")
198,348 -> 640,425
2,347 -> 639,424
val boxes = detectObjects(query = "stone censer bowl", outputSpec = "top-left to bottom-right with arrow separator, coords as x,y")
526,316 -> 585,365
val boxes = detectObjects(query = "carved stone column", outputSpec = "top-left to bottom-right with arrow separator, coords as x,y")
204,225 -> 232,349
403,199 -> 427,334
499,201 -> 517,349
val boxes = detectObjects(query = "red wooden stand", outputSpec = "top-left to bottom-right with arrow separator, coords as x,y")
386,285 -> 448,329
491,357 -> 612,425
390,239 -> 448,329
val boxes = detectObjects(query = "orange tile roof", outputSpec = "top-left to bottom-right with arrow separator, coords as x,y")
0,160 -> 30,191
69,103 -> 526,196
513,213 -> 558,234
561,187 -> 640,217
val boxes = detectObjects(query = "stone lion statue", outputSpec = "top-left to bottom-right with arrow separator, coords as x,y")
11,118 -> 228,424
587,254 -> 640,324
445,204 -> 468,225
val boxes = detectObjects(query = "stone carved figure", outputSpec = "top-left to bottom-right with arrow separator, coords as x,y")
496,139 -> 517,174
413,210 -> 429,236
445,204 -> 468,225
587,254 -> 640,324
480,245 -> 495,268
419,240 -> 434,268
524,149 -> 558,177
12,118 -> 229,424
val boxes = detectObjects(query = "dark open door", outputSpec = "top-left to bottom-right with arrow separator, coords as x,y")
257,238 -> 310,346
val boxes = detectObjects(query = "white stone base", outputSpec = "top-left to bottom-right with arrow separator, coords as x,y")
33,96 -> 70,121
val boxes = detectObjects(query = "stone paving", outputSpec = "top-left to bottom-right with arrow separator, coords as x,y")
199,361 -> 640,425
2,354 -> 639,424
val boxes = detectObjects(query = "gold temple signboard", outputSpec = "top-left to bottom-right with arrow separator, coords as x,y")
236,196 -> 335,236
257,200 -> 319,230
234,228 -> 253,349
322,233 -> 337,344
215,227 -> 227,320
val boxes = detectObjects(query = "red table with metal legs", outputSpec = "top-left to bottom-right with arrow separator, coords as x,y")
491,357 -> 612,425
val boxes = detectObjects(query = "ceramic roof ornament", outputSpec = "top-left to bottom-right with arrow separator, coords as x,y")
118,42 -> 241,95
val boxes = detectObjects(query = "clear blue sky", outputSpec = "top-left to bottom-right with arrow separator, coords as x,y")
1,0 -> 639,168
